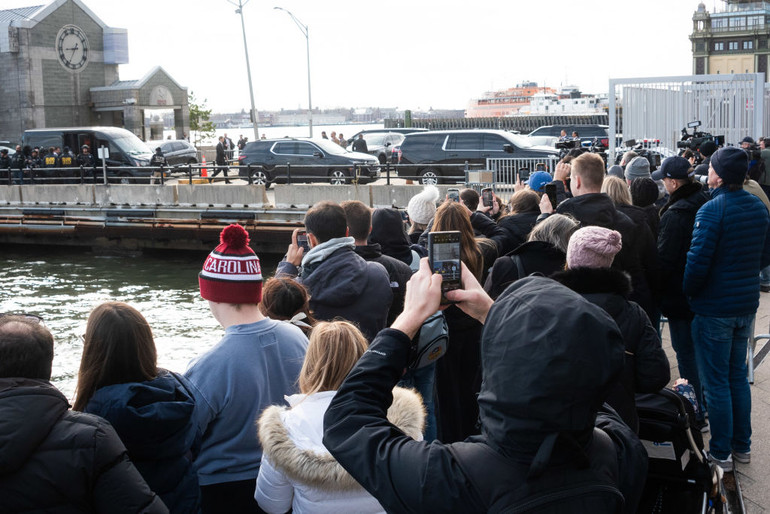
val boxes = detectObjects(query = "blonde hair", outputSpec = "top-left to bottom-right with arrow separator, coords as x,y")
601,175 -> 632,206
299,321 -> 368,395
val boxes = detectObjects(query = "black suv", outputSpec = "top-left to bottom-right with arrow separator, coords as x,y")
147,139 -> 198,166
397,129 -> 559,184
237,138 -> 380,187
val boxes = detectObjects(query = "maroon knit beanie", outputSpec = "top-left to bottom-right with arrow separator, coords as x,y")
199,224 -> 263,304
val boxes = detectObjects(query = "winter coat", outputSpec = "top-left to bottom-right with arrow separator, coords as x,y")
483,240 -> 566,300
551,267 -> 671,432
369,208 -> 416,267
354,243 -> 414,325
323,277 -> 648,514
556,192 -> 656,320
496,210 -> 539,255
278,246 -> 392,341
256,388 -> 425,514
656,182 -> 710,319
684,187 -> 770,317
0,377 -> 167,513
616,203 -> 661,303
84,371 -> 201,514
215,142 -> 226,165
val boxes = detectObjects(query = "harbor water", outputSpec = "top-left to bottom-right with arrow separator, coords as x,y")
0,246 -> 284,400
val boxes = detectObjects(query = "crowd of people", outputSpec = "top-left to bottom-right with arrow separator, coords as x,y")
1,137 -> 770,512
0,143 -> 97,184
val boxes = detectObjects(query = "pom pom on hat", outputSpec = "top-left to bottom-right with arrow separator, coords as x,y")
567,226 -> 623,269
407,185 -> 440,225
199,224 -> 263,304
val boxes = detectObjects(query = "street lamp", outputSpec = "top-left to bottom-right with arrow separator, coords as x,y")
274,6 -> 313,138
229,0 -> 259,141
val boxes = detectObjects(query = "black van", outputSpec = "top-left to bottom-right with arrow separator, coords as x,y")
397,129 -> 559,184
22,127 -> 154,181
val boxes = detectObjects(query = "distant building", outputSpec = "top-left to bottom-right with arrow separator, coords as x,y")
0,0 -> 189,142
690,0 -> 770,80
466,81 -> 557,118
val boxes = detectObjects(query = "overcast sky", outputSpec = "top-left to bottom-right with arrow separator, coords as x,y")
6,0 -> 720,113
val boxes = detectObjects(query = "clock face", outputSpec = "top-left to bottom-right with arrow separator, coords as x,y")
56,25 -> 89,71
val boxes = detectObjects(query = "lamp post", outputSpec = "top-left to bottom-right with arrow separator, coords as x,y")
229,0 -> 259,141
274,6 -> 313,138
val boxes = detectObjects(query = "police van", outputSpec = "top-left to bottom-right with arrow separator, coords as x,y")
22,127 -> 154,182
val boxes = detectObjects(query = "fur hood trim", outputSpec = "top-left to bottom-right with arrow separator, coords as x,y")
258,387 -> 425,491
550,267 -> 632,297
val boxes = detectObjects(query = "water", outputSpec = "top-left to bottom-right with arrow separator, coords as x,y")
0,247 -> 284,401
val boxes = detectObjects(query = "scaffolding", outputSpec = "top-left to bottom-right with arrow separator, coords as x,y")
608,74 -> 767,164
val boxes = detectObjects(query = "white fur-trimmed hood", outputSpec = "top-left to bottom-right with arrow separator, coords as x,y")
258,387 -> 425,491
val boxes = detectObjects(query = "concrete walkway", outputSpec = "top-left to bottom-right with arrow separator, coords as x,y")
660,291 -> 770,512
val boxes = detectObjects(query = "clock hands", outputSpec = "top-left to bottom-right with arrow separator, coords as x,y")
65,42 -> 79,61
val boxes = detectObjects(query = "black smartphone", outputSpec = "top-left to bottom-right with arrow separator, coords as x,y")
297,231 -> 310,252
481,187 -> 493,207
536,162 -> 546,172
428,231 -> 462,304
447,188 -> 460,202
544,183 -> 558,210
518,167 -> 530,182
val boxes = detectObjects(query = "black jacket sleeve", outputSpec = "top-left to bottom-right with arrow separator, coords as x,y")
91,418 -> 168,513
470,212 -> 507,253
323,329 -> 486,514
628,304 -> 670,393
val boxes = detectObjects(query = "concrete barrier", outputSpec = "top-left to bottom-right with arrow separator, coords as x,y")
18,185 -> 94,205
176,184 -> 268,208
273,184 -> 367,209
0,186 -> 22,205
93,185 -> 177,206
370,185 -> 454,209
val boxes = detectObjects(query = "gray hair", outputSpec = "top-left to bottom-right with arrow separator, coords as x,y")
528,214 -> 579,254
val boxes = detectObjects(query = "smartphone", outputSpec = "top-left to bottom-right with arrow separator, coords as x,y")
447,188 -> 460,202
544,183 -> 558,210
297,231 -> 310,252
536,162 -> 546,172
428,231 -> 462,304
481,187 -> 494,208
518,167 -> 530,183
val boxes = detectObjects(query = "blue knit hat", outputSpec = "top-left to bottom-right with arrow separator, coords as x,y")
710,147 -> 748,185
527,171 -> 552,192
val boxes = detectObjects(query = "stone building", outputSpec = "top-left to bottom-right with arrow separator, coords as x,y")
0,0 -> 189,143
690,0 -> 770,80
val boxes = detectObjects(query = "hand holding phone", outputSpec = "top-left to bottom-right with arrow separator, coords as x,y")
447,188 -> 460,203
544,183 -> 558,210
297,231 -> 310,252
428,231 -> 462,304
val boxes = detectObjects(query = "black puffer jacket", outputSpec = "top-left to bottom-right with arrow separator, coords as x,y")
324,277 -> 648,513
551,267 -> 671,432
496,210 -> 539,255
354,243 -> 414,324
557,193 -> 656,320
483,240 -> 566,299
657,182 -> 710,319
0,378 -> 167,513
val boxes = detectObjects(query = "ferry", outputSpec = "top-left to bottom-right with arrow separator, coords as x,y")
465,81 -> 556,118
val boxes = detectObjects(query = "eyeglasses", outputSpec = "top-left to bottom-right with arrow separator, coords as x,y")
0,313 -> 44,325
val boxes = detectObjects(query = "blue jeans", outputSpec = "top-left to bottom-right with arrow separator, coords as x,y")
668,317 -> 705,421
760,265 -> 770,287
692,314 -> 753,460
399,362 -> 437,442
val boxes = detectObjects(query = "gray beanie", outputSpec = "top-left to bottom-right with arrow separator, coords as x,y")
625,156 -> 651,181
607,165 -> 625,179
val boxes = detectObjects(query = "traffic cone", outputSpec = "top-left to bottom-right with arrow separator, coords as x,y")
201,155 -> 208,177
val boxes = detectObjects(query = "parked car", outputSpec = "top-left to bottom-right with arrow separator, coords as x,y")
345,132 -> 405,164
528,124 -> 610,148
237,138 -> 380,187
396,129 -> 559,184
146,139 -> 198,166
346,127 -> 428,141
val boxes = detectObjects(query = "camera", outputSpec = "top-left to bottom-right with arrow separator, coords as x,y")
676,120 -> 724,152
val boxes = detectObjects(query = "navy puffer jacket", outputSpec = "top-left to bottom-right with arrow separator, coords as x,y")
85,371 -> 200,514
684,187 -> 770,317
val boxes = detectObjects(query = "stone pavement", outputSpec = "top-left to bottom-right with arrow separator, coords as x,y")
660,291 -> 770,513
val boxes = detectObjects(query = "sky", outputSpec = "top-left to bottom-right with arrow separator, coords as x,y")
4,0 -> 722,113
